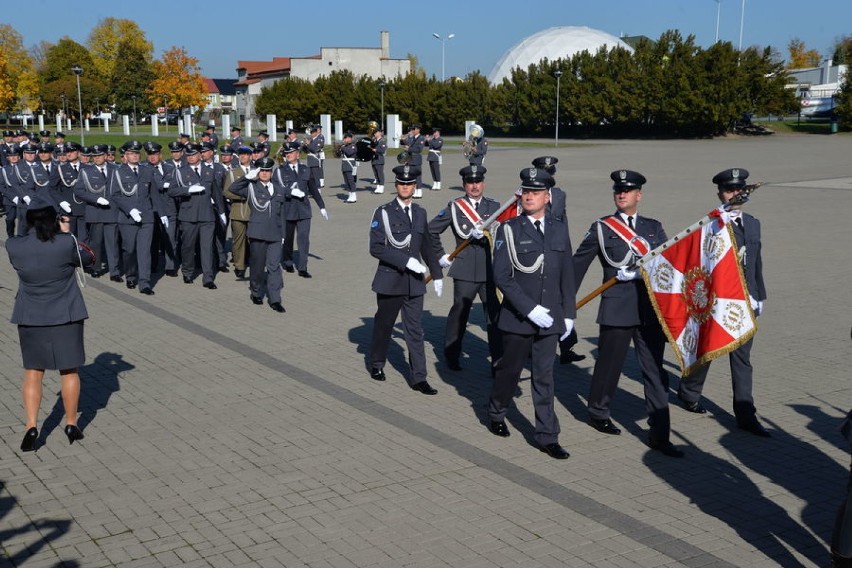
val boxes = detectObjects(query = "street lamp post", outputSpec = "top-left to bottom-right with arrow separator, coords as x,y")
71,65 -> 84,145
738,0 -> 745,50
163,94 -> 168,133
714,0 -> 721,43
132,95 -> 137,132
431,32 -> 455,82
60,93 -> 66,123
554,69 -> 563,148
379,80 -> 386,132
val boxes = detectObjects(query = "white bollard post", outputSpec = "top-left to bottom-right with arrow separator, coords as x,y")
266,115 -> 277,142
387,114 -> 402,149
38,115 -> 45,132
320,114 -> 331,139
222,115 -> 230,141
151,117 -> 159,137
245,119 -> 252,139
285,120 -> 294,133
56,115 -> 63,133
103,118 -> 109,133
122,115 -> 130,136
334,120 -> 344,142
85,119 -> 90,132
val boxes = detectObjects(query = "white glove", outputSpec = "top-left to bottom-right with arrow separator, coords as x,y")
749,295 -> 764,317
12,196 -> 18,205
439,254 -> 453,268
320,208 -> 328,220
163,182 -> 170,189
527,305 -> 554,328
219,213 -> 227,226
290,187 -> 305,198
22,195 -> 31,205
187,184 -> 205,194
433,279 -> 443,297
160,215 -> 169,228
405,257 -> 427,274
559,318 -> 575,341
59,201 -> 71,213
470,227 -> 484,239
129,208 -> 142,223
96,197 -> 109,206
245,168 -> 258,180
616,266 -> 640,281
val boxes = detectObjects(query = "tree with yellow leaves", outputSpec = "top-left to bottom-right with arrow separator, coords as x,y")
148,47 -> 206,113
86,18 -> 153,81
787,38 -> 821,69
0,23 -> 36,113
0,50 -> 15,111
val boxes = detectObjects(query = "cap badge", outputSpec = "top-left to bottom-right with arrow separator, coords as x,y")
471,166 -> 478,173
544,157 -> 552,166
403,166 -> 410,176
732,168 -> 740,180
529,168 -> 537,178
619,170 -> 627,180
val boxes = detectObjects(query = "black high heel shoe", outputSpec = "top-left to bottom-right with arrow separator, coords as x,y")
64,424 -> 84,445
20,427 -> 38,452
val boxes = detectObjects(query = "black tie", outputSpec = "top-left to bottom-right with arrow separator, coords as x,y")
45,164 -> 50,173
735,217 -> 743,230
534,220 -> 543,236
193,166 -> 200,177
474,201 -> 479,211
627,216 -> 634,230
404,206 -> 411,223
72,164 -> 78,172
99,167 -> 106,177
131,166 -> 138,176
292,165 -> 297,174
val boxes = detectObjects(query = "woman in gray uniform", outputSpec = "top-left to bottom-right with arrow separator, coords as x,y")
6,193 -> 95,451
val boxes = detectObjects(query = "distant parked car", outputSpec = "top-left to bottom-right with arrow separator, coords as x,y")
158,113 -> 180,125
9,113 -> 35,124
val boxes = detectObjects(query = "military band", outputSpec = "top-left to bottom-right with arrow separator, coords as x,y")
370,128 -> 387,194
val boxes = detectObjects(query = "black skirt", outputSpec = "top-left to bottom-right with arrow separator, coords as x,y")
18,320 -> 85,370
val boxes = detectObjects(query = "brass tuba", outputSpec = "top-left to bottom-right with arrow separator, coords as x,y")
366,120 -> 379,136
463,123 -> 484,158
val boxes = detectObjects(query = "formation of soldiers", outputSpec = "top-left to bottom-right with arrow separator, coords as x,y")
367,153 -> 769,461
0,127 -> 326,308
0,126 -> 769,462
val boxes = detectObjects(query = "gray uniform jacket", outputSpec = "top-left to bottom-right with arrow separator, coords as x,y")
168,163 -> 225,223
7,232 -> 94,325
142,161 -> 176,217
406,135 -> 425,166
428,196 -> 500,283
340,143 -> 357,173
51,162 -> 85,216
74,163 -> 118,223
227,175 -> 286,242
370,200 -> 442,296
31,162 -> 55,191
112,164 -> 156,224
276,163 -> 324,220
733,212 -> 766,302
492,213 -> 576,336
306,136 -> 323,167
469,138 -> 488,166
549,186 -> 567,222
371,137 -> 386,165
573,214 -> 666,327
427,136 -> 443,162
1,164 -> 34,206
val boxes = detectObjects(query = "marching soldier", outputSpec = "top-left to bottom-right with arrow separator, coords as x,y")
573,169 -> 683,457
532,156 -> 585,365
255,130 -> 271,158
468,133 -> 488,167
166,141 -> 184,169
51,142 -> 86,240
54,131 -> 66,154
427,127 -> 443,190
341,131 -> 359,203
428,165 -> 502,371
142,142 -> 179,277
368,164 -> 443,395
305,125 -> 324,193
406,125 -> 426,197
227,126 -> 243,154
277,140 -> 327,277
168,143 -> 226,289
201,142 -> 230,272
205,123 -> 219,148
487,168 -> 576,460
74,144 -> 120,279
370,127 -> 387,194
0,146 -> 27,236
223,146 -> 253,279
227,157 -> 287,312
677,168 -> 770,437
113,141 -> 157,295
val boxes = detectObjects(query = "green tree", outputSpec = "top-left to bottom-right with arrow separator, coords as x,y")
86,18 -> 153,81
111,39 -> 155,118
834,73 -> 852,130
254,76 -> 321,128
830,35 -> 852,64
38,38 -> 104,120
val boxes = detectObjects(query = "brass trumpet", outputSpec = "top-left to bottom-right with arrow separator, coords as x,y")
462,123 -> 484,158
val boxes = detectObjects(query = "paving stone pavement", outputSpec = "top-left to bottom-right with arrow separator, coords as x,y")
1,134 -> 850,567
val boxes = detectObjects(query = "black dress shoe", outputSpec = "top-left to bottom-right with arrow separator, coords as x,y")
370,367 -> 386,381
489,421 -> 510,437
218,265 -> 230,273
560,350 -> 586,364
284,265 -> 295,273
677,391 -> 707,414
648,438 -> 685,458
140,287 -> 155,295
64,424 -> 84,445
183,275 -> 193,284
250,294 -> 263,305
126,281 -> 137,289
297,270 -> 312,278
203,281 -> 217,290
737,420 -> 771,437
588,418 -> 621,435
234,269 -> 246,279
165,269 -> 178,277
90,270 -> 103,278
110,275 -> 124,283
539,442 -> 570,459
269,302 -> 285,313
411,381 -> 438,395
20,427 -> 38,452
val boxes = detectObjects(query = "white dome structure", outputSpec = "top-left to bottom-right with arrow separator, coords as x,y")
488,26 -> 633,85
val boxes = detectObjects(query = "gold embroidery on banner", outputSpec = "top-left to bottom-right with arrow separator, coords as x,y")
703,229 -> 726,262
721,301 -> 747,333
653,262 -> 675,293
681,267 -> 716,324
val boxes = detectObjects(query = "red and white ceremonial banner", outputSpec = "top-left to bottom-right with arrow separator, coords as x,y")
637,209 -> 757,376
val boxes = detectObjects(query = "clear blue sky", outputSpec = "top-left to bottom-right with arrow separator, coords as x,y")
8,0 -> 851,79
